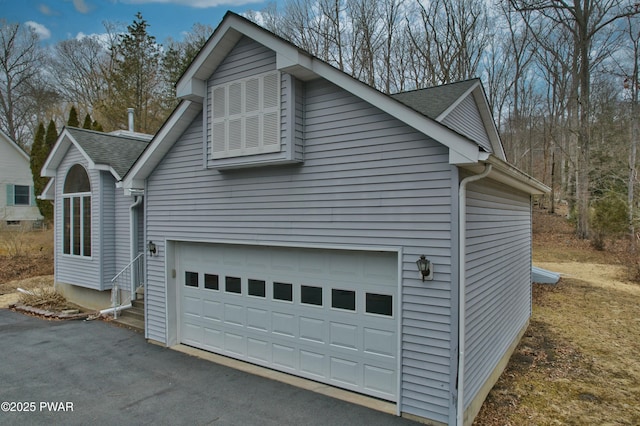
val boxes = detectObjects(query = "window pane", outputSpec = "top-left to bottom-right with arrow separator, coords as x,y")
248,279 -> 265,297
301,285 -> 322,306
64,164 -> 90,193
63,198 -> 70,254
204,274 -> 219,290
83,196 -> 91,257
366,293 -> 393,316
185,271 -> 199,287
72,197 -> 81,255
225,276 -> 241,294
14,185 -> 30,205
273,282 -> 292,301
332,289 -> 355,311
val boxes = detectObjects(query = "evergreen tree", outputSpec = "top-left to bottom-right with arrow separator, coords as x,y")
44,119 -> 57,152
27,121 -> 54,222
67,106 -> 80,127
92,120 -> 103,132
29,122 -> 46,217
82,113 -> 92,129
101,12 -> 167,134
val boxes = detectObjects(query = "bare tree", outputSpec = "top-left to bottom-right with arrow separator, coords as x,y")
48,36 -> 109,114
0,20 -> 53,148
511,0 -> 640,238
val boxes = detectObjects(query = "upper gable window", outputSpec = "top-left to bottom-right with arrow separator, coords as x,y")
62,164 -> 91,257
211,71 -> 280,159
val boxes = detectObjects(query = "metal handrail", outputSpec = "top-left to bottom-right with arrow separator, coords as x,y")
109,252 -> 145,319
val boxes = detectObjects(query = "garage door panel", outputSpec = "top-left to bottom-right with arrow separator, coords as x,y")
247,307 -> 269,331
177,242 -> 398,402
247,338 -> 270,363
273,343 -> 296,370
330,322 -> 358,350
203,327 -> 223,350
224,303 -> 244,326
300,350 -> 326,378
330,357 -> 359,386
203,300 -> 222,321
299,316 -> 325,343
272,311 -> 296,337
224,332 -> 245,356
364,364 -> 396,396
363,328 -> 395,358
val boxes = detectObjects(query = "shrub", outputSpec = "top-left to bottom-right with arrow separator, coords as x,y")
590,194 -> 628,250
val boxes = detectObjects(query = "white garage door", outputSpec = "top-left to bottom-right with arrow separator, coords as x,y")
176,242 -> 398,401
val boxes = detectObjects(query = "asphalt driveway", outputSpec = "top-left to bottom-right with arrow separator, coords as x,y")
0,309 -> 417,425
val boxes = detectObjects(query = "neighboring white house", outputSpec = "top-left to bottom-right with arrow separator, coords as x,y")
0,129 -> 43,228
43,12 -> 549,426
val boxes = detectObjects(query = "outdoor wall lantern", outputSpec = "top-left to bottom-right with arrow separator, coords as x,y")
416,255 -> 434,281
148,241 -> 157,256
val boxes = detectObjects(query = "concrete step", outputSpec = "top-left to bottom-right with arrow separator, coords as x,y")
121,306 -> 144,321
111,299 -> 144,332
112,314 -> 144,332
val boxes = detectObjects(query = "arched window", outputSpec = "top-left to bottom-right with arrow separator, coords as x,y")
63,165 -> 91,257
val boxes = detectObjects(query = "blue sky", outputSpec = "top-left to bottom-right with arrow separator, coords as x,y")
0,0 -> 270,45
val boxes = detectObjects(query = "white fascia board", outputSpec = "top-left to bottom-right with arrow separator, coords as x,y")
41,129 -> 84,177
123,100 -> 202,191
39,178 -> 55,200
93,163 -> 121,180
472,86 -> 506,161
176,77 -> 206,101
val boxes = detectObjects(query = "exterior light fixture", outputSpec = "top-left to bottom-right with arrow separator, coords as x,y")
416,255 -> 433,281
148,241 -> 157,256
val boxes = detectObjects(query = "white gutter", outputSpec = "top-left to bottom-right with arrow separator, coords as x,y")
457,163 -> 492,426
129,195 -> 143,300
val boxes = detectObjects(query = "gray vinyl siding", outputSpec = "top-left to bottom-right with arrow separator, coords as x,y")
114,181 -> 133,277
463,179 -> 531,408
146,78 -> 456,423
205,36 -> 302,168
55,146 -> 102,290
442,95 -> 492,153
101,173 -> 115,288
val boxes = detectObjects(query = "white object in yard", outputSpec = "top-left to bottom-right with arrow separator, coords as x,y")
532,266 -> 560,284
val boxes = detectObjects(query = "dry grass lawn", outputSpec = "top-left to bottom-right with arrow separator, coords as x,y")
474,210 -> 640,425
2,213 -> 640,424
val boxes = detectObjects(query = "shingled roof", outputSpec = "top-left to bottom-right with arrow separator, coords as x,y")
64,127 -> 150,178
390,79 -> 479,120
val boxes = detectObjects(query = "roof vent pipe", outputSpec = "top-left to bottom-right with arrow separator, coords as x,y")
127,108 -> 134,132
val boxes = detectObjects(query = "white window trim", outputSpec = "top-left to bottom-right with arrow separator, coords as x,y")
62,191 -> 92,258
211,71 -> 281,159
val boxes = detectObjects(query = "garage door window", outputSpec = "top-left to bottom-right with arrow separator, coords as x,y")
205,274 -> 219,290
273,282 -> 293,301
366,293 -> 393,316
332,289 -> 356,311
248,279 -> 266,297
225,276 -> 241,293
301,285 -> 322,306
185,271 -> 199,287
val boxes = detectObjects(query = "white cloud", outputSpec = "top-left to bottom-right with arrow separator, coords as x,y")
120,0 -> 263,8
73,0 -> 91,14
38,4 -> 58,16
25,21 -> 52,40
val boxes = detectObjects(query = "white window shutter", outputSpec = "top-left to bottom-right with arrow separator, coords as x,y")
263,112 -> 279,147
210,71 -> 280,160
246,78 -> 260,113
263,73 -> 279,109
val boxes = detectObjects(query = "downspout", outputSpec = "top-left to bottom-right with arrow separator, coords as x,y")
457,163 -> 492,426
129,195 -> 143,299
